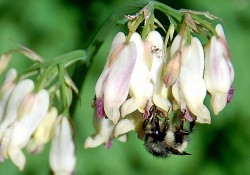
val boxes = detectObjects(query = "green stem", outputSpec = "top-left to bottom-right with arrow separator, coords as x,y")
126,14 -> 145,43
58,64 -> 68,112
85,0 -> 150,61
35,65 -> 55,92
141,13 -> 155,39
22,50 -> 86,74
152,1 -> 183,22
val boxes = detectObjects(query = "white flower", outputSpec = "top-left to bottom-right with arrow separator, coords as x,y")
0,79 -> 34,140
122,31 -> 171,118
49,117 -> 75,175
172,36 -> 210,124
121,32 -> 153,117
149,31 -> 172,113
204,24 -> 235,115
95,32 -> 137,124
4,89 -> 49,170
0,68 -> 17,122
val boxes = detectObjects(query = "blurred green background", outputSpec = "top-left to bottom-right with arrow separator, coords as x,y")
0,0 -> 249,174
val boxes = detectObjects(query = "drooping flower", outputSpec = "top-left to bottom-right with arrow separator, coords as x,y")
121,32 -> 153,117
204,24 -> 235,115
149,31 -> 172,113
1,89 -> 49,170
95,32 -> 137,124
49,116 -> 76,175
0,79 -> 35,139
171,36 -> 211,124
122,31 -> 171,118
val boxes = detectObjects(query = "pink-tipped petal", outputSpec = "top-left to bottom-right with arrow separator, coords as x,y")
103,42 -> 137,124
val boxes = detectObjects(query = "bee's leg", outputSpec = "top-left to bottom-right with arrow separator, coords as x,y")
189,120 -> 195,133
149,105 -> 157,118
143,105 -> 160,135
178,110 -> 190,135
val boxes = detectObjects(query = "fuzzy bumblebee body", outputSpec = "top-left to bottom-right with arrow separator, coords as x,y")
143,106 -> 194,158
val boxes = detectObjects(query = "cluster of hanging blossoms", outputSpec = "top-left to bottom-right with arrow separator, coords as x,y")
0,0 -> 235,173
0,47 -> 84,173
84,3 -> 234,149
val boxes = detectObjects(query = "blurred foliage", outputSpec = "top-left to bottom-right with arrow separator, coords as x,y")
0,0 -> 249,175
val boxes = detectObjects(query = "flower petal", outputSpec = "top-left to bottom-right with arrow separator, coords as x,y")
84,111 -> 115,148
178,37 -> 210,123
95,32 -> 126,98
204,24 -> 234,115
103,41 -> 137,124
115,114 -> 142,137
147,31 -> 172,112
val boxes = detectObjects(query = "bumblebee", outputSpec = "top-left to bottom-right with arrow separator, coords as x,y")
142,105 -> 194,158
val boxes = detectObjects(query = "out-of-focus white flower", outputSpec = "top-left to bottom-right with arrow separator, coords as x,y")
0,54 -> 11,74
27,107 -> 58,154
95,32 -> 137,124
204,24 -> 235,115
0,68 -> 17,122
49,116 -> 75,175
2,89 -> 49,170
0,79 -> 34,139
172,37 -> 210,124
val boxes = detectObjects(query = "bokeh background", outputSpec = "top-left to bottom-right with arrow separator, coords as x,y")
0,0 -> 249,174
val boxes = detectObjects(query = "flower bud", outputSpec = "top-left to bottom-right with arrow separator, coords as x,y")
164,35 -> 182,87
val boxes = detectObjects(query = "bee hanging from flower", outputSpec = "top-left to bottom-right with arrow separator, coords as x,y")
142,105 -> 195,158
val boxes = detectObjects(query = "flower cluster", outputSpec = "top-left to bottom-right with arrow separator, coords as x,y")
85,7 -> 235,149
0,0 -> 236,172
0,47 -> 78,174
